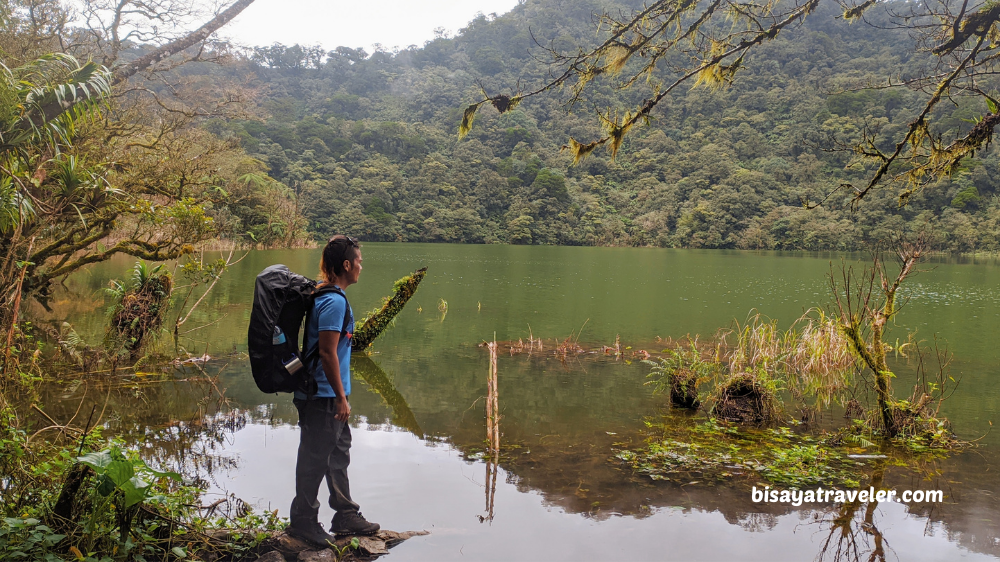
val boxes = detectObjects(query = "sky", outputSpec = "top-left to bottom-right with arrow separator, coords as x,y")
221,0 -> 522,52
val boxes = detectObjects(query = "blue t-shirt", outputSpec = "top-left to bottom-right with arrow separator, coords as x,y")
296,290 -> 354,399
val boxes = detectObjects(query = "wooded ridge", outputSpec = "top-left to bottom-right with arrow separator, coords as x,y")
204,0 -> 1000,251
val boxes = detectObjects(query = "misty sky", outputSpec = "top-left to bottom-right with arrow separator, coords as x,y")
222,0 -> 521,51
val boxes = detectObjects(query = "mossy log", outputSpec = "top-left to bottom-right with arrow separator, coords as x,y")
352,267 -> 426,351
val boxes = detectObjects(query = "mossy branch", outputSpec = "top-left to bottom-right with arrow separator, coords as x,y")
352,267 -> 427,351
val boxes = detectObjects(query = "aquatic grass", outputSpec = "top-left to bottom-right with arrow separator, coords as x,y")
709,314 -> 788,424
639,311 -> 858,424
785,311 -> 856,409
616,418 -> 867,488
755,444 -> 858,489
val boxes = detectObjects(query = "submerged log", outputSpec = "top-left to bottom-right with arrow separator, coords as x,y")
352,267 -> 427,351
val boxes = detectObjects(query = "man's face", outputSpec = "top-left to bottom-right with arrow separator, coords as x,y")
346,251 -> 363,284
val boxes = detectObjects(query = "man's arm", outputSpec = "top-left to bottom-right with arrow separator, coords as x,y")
319,330 -> 351,422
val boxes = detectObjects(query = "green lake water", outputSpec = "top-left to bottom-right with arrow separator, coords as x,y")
38,244 -> 1000,561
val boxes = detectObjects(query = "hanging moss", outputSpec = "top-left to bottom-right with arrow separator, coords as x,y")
352,267 -> 427,351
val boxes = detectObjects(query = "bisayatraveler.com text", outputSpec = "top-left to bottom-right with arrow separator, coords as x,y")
752,486 -> 944,506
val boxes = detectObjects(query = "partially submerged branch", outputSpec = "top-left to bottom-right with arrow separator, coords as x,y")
352,267 -> 427,351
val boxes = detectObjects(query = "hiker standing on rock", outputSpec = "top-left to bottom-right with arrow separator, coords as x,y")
288,235 -> 380,546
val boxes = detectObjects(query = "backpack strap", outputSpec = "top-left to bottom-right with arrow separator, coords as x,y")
302,285 -> 353,381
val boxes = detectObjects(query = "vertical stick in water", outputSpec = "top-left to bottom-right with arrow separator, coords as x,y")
483,339 -> 500,522
486,340 -> 499,451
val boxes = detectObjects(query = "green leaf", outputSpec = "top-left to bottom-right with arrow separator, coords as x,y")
171,546 -> 188,558
146,467 -> 182,481
120,480 -> 146,508
42,533 -> 65,546
77,451 -> 113,472
96,474 -> 115,497
987,97 -> 998,114
350,537 -> 360,549
105,459 -> 135,487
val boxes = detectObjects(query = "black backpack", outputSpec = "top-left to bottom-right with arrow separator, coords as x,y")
248,264 -> 349,394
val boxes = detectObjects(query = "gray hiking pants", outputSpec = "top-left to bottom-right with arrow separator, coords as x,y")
289,397 -> 361,527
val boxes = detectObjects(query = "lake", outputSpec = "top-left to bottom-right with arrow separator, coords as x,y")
39,244 -> 1000,561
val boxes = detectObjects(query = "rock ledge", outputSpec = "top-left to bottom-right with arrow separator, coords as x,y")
260,529 -> 429,561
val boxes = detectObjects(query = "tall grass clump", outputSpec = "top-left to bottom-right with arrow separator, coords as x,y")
711,311 -> 857,424
712,314 -> 787,424
644,338 -> 719,409
644,311 -> 858,424
785,311 -> 855,409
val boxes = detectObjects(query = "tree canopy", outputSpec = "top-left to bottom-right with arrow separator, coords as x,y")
0,0 -> 308,310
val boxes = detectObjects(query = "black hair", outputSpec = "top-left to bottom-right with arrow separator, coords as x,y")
319,235 -> 360,282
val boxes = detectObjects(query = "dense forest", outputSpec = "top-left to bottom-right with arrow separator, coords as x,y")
197,0 -> 1000,251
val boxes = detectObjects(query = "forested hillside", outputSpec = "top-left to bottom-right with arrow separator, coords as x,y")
211,0 -> 1000,251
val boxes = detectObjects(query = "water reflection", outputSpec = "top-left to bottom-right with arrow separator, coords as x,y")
32,362 -> 249,488
353,356 -> 423,438
30,362 -> 1000,561
813,468 -> 889,562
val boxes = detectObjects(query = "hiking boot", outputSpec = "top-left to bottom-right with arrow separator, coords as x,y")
331,510 -> 380,536
287,521 -> 336,548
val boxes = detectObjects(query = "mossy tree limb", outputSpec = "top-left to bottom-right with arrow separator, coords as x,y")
832,239 -> 924,437
352,267 -> 427,351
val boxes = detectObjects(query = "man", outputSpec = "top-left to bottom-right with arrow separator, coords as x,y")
287,235 -> 380,546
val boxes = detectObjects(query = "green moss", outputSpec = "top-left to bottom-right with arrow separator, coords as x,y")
352,267 -> 427,351
615,417 -> 948,489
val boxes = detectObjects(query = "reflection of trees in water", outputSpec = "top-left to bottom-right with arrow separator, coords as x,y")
33,363 -> 254,486
31,359 -> 1000,560
137,409 -> 251,489
734,512 -> 778,533
34,357 -> 429,490
814,501 -> 887,562
803,468 -> 890,562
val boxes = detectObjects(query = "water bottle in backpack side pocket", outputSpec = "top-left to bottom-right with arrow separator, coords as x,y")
273,326 -> 304,374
